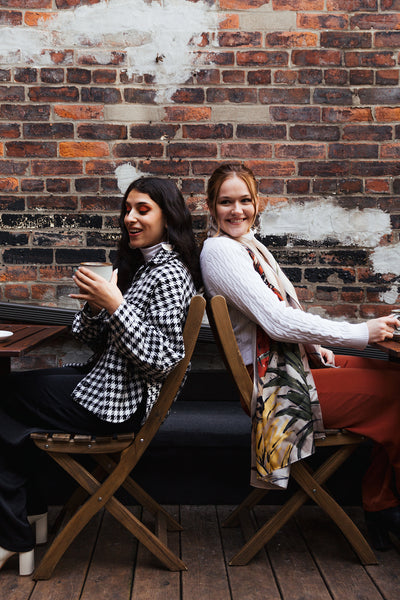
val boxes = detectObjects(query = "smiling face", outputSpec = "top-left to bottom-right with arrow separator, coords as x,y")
124,189 -> 167,249
213,174 -> 258,238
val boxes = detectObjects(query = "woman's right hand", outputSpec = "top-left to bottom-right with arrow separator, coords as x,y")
366,315 -> 400,343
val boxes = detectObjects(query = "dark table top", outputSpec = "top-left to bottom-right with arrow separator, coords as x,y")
0,323 -> 67,358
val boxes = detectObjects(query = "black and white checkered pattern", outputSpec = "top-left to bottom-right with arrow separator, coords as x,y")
69,248 -> 196,423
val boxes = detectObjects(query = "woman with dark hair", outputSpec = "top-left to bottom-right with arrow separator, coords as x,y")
200,163 -> 400,552
0,177 -> 198,575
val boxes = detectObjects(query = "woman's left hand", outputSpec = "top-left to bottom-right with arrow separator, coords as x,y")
70,267 -> 123,315
320,346 -> 335,366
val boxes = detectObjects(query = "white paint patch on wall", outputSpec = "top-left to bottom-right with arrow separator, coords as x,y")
0,0 -> 218,100
259,199 -> 391,248
115,163 -> 146,195
371,243 -> 400,276
379,285 -> 399,304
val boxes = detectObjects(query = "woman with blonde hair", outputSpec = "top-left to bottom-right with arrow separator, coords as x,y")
201,163 -> 400,552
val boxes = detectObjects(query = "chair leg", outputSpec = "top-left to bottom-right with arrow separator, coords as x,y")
33,452 -> 186,579
291,461 -> 377,565
94,454 -> 183,532
229,445 -> 377,566
52,463 -> 106,534
223,488 -> 268,528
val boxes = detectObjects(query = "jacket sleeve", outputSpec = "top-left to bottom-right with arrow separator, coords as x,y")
71,305 -> 109,353
106,264 -> 195,380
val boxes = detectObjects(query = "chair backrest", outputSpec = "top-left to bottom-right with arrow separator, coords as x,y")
133,294 -> 206,458
207,295 -> 253,413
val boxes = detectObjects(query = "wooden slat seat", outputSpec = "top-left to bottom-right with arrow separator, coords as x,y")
30,295 -> 206,580
31,432 -> 136,453
207,295 -> 377,567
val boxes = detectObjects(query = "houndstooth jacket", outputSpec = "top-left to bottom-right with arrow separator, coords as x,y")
69,248 -> 196,423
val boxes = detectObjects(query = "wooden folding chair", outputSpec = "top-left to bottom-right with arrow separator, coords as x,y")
30,294 -> 206,579
207,295 -> 377,566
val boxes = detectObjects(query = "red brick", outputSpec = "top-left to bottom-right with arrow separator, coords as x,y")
381,143 -> 400,158
221,143 -> 273,158
31,284 -> 56,302
206,88 -> 257,103
60,141 -> 110,158
352,14 -> 400,30
270,106 -> 320,122
1,0 -> 51,7
168,143 -> 217,158
297,13 -> 349,29
342,125 -> 392,141
365,179 -> 390,193
219,14 -> 240,29
222,70 -> 245,84
0,87 -> 25,101
328,143 -> 378,159
327,0 -> 377,8
376,107 -> 400,121
266,32 -> 318,47
0,177 -> 18,192
40,68 -> 64,84
324,69 -> 348,85
350,69 -> 373,85
164,107 -> 211,121
5,285 -> 29,301
14,68 -> 37,83
29,86 -> 79,102
322,107 -> 373,122
6,142 -> 57,158
27,195 -> 77,210
93,69 -> 117,84
376,70 -> 399,85
321,31 -> 372,48
32,161 -> 83,176
78,52 -> 125,67
0,10 -> 22,25
183,124 -> 233,139
219,0 -> 268,7
275,143 -> 326,159
113,143 -> 163,158
139,160 -> 189,176
248,70 -> 272,84
24,10 -> 56,25
237,51 -> 288,66
218,32 -> 262,47
0,124 -> 20,138
0,266 -> 37,283
54,105 -> 104,120
292,50 -> 341,66
345,51 -> 395,67
259,88 -> 310,104
273,0 -> 324,8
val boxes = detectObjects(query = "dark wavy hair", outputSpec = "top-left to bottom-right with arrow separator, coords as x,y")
115,177 -> 201,292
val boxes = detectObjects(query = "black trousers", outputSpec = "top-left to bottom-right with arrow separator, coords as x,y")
0,367 -> 144,552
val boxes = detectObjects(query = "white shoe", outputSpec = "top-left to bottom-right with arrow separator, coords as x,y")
0,546 -> 34,576
27,513 -> 48,545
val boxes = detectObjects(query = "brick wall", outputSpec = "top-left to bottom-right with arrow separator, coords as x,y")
0,0 -> 400,321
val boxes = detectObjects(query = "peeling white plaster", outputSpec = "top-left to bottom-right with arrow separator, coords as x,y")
0,0 -> 218,101
379,285 -> 399,304
115,163 -> 146,195
371,243 -> 400,276
259,199 -> 391,248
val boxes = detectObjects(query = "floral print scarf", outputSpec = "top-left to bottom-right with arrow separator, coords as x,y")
246,247 -> 325,490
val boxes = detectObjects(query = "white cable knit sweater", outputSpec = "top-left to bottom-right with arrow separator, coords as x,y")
200,233 -> 369,366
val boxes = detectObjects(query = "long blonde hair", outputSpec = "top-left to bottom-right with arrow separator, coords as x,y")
206,163 -> 259,230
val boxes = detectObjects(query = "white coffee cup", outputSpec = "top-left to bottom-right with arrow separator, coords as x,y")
80,262 -> 113,281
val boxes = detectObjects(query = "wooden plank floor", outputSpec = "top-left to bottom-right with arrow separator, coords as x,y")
2,505 -> 400,600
